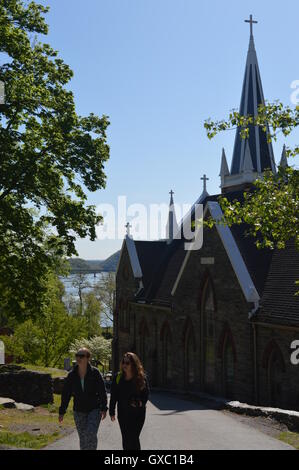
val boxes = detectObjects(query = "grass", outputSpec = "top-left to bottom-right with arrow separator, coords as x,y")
278,431 -> 299,449
40,394 -> 75,425
0,394 -> 75,449
20,363 -> 67,378
0,430 -> 60,450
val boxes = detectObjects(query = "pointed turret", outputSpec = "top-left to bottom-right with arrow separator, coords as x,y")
279,144 -> 288,168
243,140 -> 254,173
219,148 -> 230,188
166,190 -> 178,243
221,15 -> 276,193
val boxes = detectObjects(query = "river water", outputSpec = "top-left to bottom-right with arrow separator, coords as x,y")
60,273 -> 105,298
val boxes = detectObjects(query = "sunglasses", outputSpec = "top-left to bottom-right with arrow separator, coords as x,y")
76,353 -> 87,359
122,359 -> 131,365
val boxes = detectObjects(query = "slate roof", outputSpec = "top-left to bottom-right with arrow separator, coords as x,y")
141,239 -> 186,305
254,240 -> 299,326
134,240 -> 167,294
230,223 -> 273,296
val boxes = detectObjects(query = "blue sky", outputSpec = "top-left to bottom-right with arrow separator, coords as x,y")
42,0 -> 298,259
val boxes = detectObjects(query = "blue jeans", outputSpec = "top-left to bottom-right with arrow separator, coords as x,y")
74,408 -> 101,450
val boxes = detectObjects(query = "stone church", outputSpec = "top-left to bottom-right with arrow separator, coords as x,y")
112,19 -> 299,410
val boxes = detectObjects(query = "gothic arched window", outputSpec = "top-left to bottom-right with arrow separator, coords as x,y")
202,278 -> 216,393
118,299 -> 130,332
218,324 -> 237,398
183,320 -> 196,388
160,322 -> 172,385
123,300 -> 130,331
262,340 -> 286,408
223,336 -> 235,398
139,318 -> 149,370
118,298 -> 124,330
268,344 -> 285,408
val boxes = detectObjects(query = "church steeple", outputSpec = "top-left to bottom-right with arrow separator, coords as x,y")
221,15 -> 276,193
279,144 -> 288,168
166,190 -> 178,243
219,148 -> 230,186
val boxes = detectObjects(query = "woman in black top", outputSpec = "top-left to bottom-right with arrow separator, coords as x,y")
59,348 -> 107,450
109,352 -> 149,450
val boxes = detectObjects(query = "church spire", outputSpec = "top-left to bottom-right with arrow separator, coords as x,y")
221,15 -> 276,193
219,148 -> 230,187
279,144 -> 288,168
166,190 -> 178,243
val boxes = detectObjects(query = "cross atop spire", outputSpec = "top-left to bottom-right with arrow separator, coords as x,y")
200,174 -> 209,192
166,189 -> 178,243
169,189 -> 174,206
245,14 -> 258,36
125,222 -> 132,236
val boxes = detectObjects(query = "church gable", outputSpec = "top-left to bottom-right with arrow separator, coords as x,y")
172,201 -> 261,306
116,241 -> 137,295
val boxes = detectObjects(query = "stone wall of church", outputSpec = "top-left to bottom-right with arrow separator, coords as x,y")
113,244 -> 140,371
115,227 -> 256,404
255,324 -> 299,411
171,226 -> 255,404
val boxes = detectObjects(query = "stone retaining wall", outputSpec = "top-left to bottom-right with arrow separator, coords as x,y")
0,370 -> 53,406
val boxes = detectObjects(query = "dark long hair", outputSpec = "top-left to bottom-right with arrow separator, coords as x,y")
120,352 -> 146,392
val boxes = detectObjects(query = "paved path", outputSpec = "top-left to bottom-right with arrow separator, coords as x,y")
45,392 -> 293,450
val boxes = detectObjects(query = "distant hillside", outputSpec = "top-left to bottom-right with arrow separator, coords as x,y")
85,259 -> 104,270
68,258 -> 90,271
100,250 -> 121,272
68,250 -> 120,273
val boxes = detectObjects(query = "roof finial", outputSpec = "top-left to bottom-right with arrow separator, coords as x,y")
245,14 -> 258,37
166,190 -> 178,243
200,174 -> 209,193
169,189 -> 174,205
125,222 -> 132,236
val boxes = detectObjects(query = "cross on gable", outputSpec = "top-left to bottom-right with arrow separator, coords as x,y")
245,14 -> 258,36
125,222 -> 132,236
169,190 -> 174,197
200,174 -> 209,192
